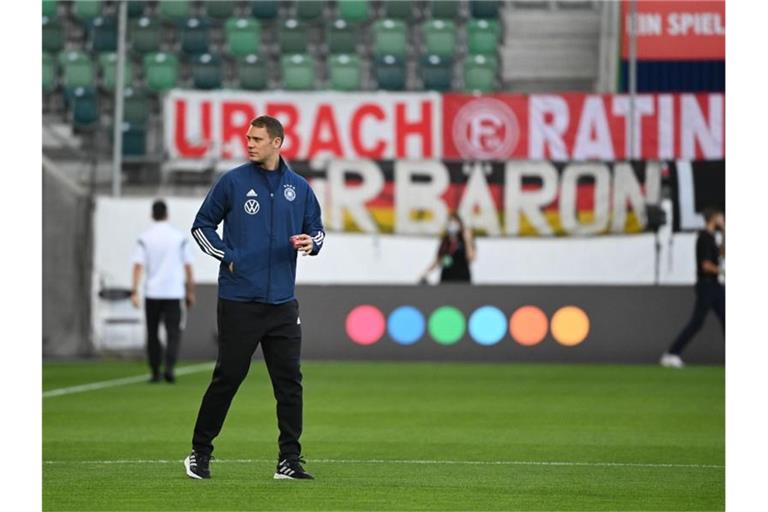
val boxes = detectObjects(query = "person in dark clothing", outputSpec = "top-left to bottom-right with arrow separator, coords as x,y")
184,116 -> 324,481
660,208 -> 725,368
419,212 -> 476,283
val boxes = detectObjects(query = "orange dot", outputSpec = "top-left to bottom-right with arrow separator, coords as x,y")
509,306 -> 548,346
551,306 -> 590,347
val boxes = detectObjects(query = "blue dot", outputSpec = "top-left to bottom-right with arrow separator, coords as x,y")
387,306 -> 425,345
468,306 -> 507,346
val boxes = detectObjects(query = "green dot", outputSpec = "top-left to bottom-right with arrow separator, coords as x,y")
428,306 -> 466,345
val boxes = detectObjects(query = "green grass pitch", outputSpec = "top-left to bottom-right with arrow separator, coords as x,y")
43,360 -> 724,511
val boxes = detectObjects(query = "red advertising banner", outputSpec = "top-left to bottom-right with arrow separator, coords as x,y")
442,93 -> 724,160
620,0 -> 725,60
164,91 -> 724,162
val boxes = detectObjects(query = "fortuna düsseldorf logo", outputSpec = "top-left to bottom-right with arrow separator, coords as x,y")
452,98 -> 520,159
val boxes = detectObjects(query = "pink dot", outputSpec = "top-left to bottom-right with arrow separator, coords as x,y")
346,305 -> 385,346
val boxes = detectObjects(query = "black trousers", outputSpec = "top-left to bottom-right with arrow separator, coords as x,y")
192,298 -> 303,460
668,280 -> 725,355
144,299 -> 182,376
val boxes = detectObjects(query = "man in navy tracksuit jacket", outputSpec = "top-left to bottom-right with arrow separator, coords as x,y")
184,116 -> 324,481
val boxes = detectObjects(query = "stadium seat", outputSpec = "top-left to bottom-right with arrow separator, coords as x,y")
421,54 -> 453,91
89,16 -> 118,53
98,52 -> 134,91
180,17 -> 211,55
59,50 -> 96,91
158,0 -> 190,23
66,86 -> 100,129
190,53 -> 223,90
463,54 -> 497,92
372,19 -> 407,58
383,1 -> 414,21
428,0 -> 460,19
126,1 -> 146,18
204,1 -> 235,20
42,0 -> 58,19
296,1 -> 325,20
327,18 -> 359,54
130,16 -> 161,55
281,54 -> 316,90
73,0 -> 102,23
225,17 -> 262,57
470,0 -> 501,19
337,0 -> 369,23
43,53 -> 58,93
279,19 -> 308,54
421,19 -> 456,59
122,86 -> 151,126
251,1 -> 279,20
328,53 -> 361,91
143,52 -> 179,92
374,54 -> 406,90
121,122 -> 147,156
43,16 -> 65,53
237,54 -> 268,90
467,18 -> 501,56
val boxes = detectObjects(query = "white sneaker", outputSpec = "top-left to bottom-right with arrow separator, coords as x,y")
660,353 -> 685,368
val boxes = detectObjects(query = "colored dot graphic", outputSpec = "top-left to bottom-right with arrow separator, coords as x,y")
468,306 -> 507,346
387,306 -> 425,345
428,306 -> 466,345
551,306 -> 590,346
345,305 -> 385,346
509,306 -> 548,346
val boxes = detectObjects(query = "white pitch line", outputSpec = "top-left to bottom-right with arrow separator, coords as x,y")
42,362 -> 215,398
42,458 -> 724,470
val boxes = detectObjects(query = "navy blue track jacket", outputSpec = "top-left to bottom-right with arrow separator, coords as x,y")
191,158 -> 324,304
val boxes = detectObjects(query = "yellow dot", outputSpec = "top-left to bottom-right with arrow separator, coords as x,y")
551,306 -> 590,347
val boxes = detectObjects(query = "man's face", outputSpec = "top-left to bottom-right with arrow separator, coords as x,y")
246,125 -> 281,164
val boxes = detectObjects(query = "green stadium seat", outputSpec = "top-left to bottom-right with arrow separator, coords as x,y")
143,52 -> 179,92
372,19 -> 407,58
374,54 -> 406,91
89,16 -> 117,53
383,1 -> 414,21
43,16 -> 65,53
328,53 -> 361,91
191,53 -> 223,89
421,54 -> 453,91
42,0 -> 58,19
130,16 -> 161,54
73,0 -> 102,23
59,50 -> 96,91
98,52 -> 134,91
237,54 -> 268,90
180,17 -> 211,55
205,1 -> 235,20
158,0 -> 191,23
428,0 -> 460,19
123,87 -> 150,126
467,18 -> 501,56
127,1 -> 147,18
66,86 -> 100,130
121,122 -> 147,156
327,18 -> 360,54
421,19 -> 456,59
337,0 -> 369,23
225,17 -> 262,57
281,54 -> 316,90
463,54 -> 497,92
296,1 -> 325,20
251,1 -> 279,20
43,53 -> 58,93
279,19 -> 308,54
470,0 -> 500,19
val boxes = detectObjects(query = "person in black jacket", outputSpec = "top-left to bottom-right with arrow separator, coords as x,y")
660,207 -> 725,368
419,212 -> 476,283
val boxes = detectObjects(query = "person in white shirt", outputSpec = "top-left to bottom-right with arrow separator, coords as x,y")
131,200 -> 196,383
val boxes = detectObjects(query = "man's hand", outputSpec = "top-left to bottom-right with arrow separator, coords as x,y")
293,234 -> 313,256
186,291 -> 196,308
130,290 -> 140,309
